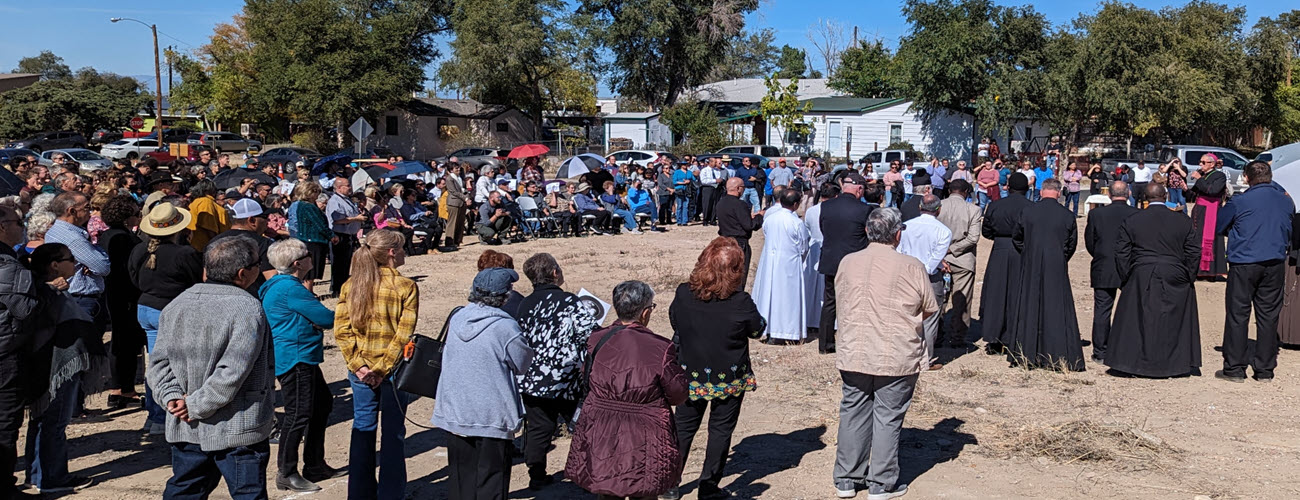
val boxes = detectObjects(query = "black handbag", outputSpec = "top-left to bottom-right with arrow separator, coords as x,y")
572,325 -> 627,424
391,306 -> 462,399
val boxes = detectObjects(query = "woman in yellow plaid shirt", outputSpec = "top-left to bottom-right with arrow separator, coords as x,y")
333,229 -> 419,500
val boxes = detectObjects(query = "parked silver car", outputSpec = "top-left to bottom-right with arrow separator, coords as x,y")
4,131 -> 87,153
39,148 -> 113,171
1158,145 -> 1250,193
186,131 -> 262,153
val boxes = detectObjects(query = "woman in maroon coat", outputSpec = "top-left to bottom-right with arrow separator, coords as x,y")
566,281 -> 690,500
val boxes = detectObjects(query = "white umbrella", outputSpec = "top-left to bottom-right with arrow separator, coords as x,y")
1269,157 -> 1300,212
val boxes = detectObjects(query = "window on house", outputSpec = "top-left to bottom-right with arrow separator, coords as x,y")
496,122 -> 509,133
385,116 -> 399,136
889,123 -> 903,145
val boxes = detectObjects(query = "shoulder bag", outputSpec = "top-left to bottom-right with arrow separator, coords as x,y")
391,305 -> 462,400
572,325 -> 627,424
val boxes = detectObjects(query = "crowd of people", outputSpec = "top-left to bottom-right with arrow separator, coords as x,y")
0,142 -> 1296,500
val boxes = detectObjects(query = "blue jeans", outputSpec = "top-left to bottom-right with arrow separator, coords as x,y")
164,440 -> 270,500
674,193 -> 690,225
884,191 -> 893,207
977,192 -> 990,208
741,188 -> 760,213
1065,191 -> 1081,216
25,376 -> 80,488
1169,188 -> 1186,213
139,305 -> 165,427
1000,188 -> 1008,198
349,373 -> 411,500
1029,188 -> 1039,201
611,208 -> 636,230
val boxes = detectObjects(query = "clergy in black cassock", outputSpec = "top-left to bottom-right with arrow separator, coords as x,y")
978,173 -> 1034,353
1008,178 -> 1084,371
1105,184 -> 1201,377
1188,155 -> 1229,279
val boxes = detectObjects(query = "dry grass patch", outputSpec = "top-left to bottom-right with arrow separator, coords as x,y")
985,420 -> 1180,466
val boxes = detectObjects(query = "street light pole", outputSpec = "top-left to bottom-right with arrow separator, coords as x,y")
110,17 -> 164,140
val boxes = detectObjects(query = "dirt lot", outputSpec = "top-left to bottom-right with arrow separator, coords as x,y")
50,220 -> 1300,499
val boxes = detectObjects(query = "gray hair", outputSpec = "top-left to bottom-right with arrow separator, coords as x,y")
914,184 -> 933,195
919,194 -> 941,214
613,280 -> 654,321
204,235 -> 260,284
26,211 -> 56,241
468,288 -> 509,307
268,238 -> 309,274
316,193 -> 330,205
867,207 -> 903,244
29,193 -> 55,217
1041,178 -> 1063,192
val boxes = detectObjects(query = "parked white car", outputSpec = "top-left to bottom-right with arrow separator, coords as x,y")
39,148 -> 113,171
1158,145 -> 1250,194
99,138 -> 162,160
608,150 -> 675,167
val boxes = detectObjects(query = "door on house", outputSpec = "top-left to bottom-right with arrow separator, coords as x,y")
828,121 -> 842,154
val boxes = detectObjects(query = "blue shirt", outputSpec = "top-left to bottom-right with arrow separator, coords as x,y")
763,168 -> 774,195
930,166 -> 947,189
671,169 -> 695,191
998,167 -> 1011,185
260,274 -> 335,376
735,166 -> 759,188
1033,167 -> 1054,190
45,220 -> 110,295
1217,182 -> 1295,264
573,193 -> 601,211
628,188 -> 652,211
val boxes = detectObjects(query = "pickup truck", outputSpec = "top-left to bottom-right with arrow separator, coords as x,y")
715,145 -> 803,166
146,142 -> 215,164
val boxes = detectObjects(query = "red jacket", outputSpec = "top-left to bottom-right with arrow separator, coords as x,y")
565,322 -> 689,497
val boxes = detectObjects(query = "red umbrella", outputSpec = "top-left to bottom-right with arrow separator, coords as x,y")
508,143 -> 550,159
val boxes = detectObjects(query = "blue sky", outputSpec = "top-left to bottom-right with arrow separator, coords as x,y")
2,0 -> 1295,94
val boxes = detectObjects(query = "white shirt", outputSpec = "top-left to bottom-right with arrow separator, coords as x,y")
897,214 -> 953,275
1133,166 -> 1153,183
1022,169 -> 1036,185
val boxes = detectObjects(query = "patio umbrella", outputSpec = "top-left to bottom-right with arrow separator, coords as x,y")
212,168 -> 278,191
311,153 -> 353,175
508,143 -> 550,159
352,163 -> 394,188
380,161 -> 432,179
555,153 -> 603,179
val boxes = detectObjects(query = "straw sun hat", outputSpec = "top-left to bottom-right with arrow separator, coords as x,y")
141,202 -> 193,237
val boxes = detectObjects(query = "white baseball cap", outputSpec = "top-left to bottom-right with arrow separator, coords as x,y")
231,198 -> 264,219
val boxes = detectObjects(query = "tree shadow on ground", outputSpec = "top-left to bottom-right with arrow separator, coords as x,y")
897,417 -> 977,487
56,429 -> 170,496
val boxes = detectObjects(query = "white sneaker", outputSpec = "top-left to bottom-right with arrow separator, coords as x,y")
150,422 -> 165,436
836,487 -> 857,498
629,229 -> 643,234
866,484 -> 908,500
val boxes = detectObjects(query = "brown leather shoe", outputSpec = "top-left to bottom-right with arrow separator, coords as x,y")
928,363 -> 945,371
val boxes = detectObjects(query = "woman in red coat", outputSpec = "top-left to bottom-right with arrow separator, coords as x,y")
565,281 -> 690,500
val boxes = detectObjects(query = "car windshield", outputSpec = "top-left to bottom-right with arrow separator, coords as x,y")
67,150 -> 102,161
187,134 -> 203,141
108,140 -> 128,146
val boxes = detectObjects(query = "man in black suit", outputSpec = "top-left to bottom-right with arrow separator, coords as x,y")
817,172 -> 874,354
717,177 -> 764,290
900,175 -> 931,222
1083,181 -> 1137,362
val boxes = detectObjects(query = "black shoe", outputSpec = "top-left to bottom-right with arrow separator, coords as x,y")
1091,354 -> 1104,363
302,465 -> 347,482
1254,374 -> 1275,383
1214,370 -> 1246,383
528,474 -> 555,490
276,472 -> 321,492
32,476 -> 93,494
819,347 -> 836,355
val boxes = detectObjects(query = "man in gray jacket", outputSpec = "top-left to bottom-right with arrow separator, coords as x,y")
0,205 -> 43,499
148,236 -> 275,499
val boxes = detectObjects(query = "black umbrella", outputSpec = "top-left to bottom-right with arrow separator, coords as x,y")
213,168 -> 278,191
0,168 -> 22,197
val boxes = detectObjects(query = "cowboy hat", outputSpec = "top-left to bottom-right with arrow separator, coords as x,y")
141,202 -> 193,237
576,182 -> 592,192
721,154 -> 731,162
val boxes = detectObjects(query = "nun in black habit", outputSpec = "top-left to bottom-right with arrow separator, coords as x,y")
1007,178 -> 1084,371
978,173 -> 1034,353
1105,184 -> 1201,377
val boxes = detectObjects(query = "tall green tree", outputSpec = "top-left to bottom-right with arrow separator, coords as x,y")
1247,11 -> 1300,144
759,74 -> 812,147
440,0 -> 593,136
243,0 -> 449,128
661,99 -> 724,152
708,29 -> 780,81
580,0 -> 760,109
13,50 -> 72,81
829,39 -> 898,98
0,70 -> 149,139
774,45 -> 810,79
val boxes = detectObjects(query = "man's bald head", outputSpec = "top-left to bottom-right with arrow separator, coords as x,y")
1109,180 -> 1129,200
1146,182 -> 1167,202
919,193 -> 942,215
725,177 -> 744,195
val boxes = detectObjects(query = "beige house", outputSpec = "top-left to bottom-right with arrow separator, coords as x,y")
373,97 -> 536,159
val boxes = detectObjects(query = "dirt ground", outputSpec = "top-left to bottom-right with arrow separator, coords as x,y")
47,218 -> 1300,500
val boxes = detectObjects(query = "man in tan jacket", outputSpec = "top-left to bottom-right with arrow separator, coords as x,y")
833,207 -> 938,500
936,179 -> 982,347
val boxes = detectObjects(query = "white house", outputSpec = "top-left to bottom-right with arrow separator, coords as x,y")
372,97 -> 536,159
603,112 -> 671,151
732,97 -> 1047,162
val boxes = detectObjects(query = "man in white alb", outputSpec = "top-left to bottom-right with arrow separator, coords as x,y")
752,188 -> 810,343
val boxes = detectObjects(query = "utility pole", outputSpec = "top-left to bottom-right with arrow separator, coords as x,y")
167,45 -> 173,96
111,17 -> 164,138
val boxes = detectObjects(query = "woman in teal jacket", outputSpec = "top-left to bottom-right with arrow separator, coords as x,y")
259,238 -> 339,492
